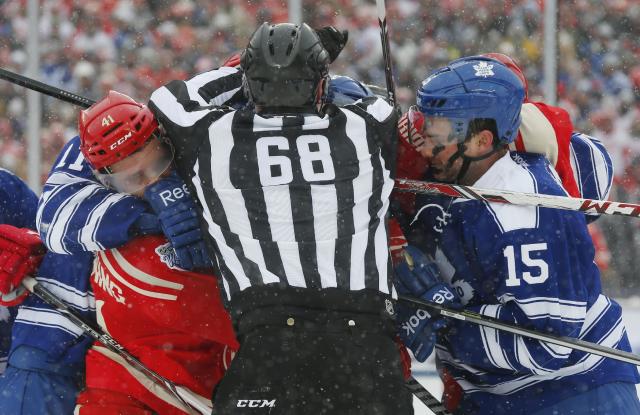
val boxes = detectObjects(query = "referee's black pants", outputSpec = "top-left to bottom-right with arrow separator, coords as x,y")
211,287 -> 413,414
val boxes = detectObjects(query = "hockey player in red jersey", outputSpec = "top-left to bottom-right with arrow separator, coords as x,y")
75,234 -> 237,415
69,91 -> 238,414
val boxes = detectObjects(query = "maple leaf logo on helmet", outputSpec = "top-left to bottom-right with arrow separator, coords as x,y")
473,61 -> 495,78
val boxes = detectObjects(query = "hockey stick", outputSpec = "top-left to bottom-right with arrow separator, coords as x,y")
21,276 -> 211,415
398,294 -> 640,367
376,0 -> 396,105
397,178 -> 640,219
0,67 -> 94,108
374,3 -> 450,413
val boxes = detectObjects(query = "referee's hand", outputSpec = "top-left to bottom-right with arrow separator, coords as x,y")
316,26 -> 348,63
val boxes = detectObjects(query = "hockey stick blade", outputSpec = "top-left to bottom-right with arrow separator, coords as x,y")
396,178 -> 640,219
406,376 -> 452,415
0,67 -> 94,108
22,276 -> 211,415
398,294 -> 640,367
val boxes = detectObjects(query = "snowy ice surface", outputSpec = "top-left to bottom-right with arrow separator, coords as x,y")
411,297 -> 640,414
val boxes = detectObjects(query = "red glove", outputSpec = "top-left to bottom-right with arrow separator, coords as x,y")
441,367 -> 463,413
395,112 -> 430,216
398,110 -> 426,151
222,53 -> 241,68
388,218 -> 408,267
0,224 -> 45,306
394,335 -> 412,381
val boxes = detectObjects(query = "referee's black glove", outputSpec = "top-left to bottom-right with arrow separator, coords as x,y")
316,26 -> 348,63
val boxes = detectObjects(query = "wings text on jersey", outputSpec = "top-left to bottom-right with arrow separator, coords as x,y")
96,249 -> 184,301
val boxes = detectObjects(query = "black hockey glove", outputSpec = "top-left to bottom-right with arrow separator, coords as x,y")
315,26 -> 348,63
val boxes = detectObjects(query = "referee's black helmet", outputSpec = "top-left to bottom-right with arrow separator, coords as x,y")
241,22 -> 330,109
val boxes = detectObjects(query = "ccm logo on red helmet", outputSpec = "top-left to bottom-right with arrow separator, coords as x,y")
109,131 -> 133,150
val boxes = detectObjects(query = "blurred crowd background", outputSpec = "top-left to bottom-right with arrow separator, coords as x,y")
1,0 -> 640,294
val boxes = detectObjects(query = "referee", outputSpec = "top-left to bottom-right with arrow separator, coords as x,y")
149,22 -> 412,414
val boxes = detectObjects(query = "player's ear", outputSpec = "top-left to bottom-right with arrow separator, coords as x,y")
475,129 -> 495,150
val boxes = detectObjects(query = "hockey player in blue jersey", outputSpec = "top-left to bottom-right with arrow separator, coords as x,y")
396,56 -> 640,414
0,169 -> 93,414
0,169 -> 39,230
0,242 -> 94,414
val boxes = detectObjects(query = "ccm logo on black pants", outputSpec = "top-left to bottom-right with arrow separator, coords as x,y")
237,399 -> 276,408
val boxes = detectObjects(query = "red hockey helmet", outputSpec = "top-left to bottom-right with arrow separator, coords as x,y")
79,91 -> 173,194
482,53 -> 529,99
78,90 -> 158,171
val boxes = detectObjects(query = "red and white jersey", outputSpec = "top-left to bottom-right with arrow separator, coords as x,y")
81,235 -> 238,414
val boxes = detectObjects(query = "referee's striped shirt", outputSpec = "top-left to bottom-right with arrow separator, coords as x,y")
149,67 -> 397,301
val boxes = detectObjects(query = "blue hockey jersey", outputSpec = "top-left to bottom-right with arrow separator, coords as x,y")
0,169 -> 38,374
0,168 -> 38,230
0,140 -> 107,414
0,249 -> 95,415
410,152 -> 639,414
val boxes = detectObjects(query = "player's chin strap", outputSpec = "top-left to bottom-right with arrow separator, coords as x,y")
446,140 -> 503,183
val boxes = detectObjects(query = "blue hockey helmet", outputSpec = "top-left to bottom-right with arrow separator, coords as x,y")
327,75 -> 374,105
415,56 -> 525,145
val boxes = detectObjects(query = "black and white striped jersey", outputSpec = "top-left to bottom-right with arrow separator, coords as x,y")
149,67 -> 397,301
